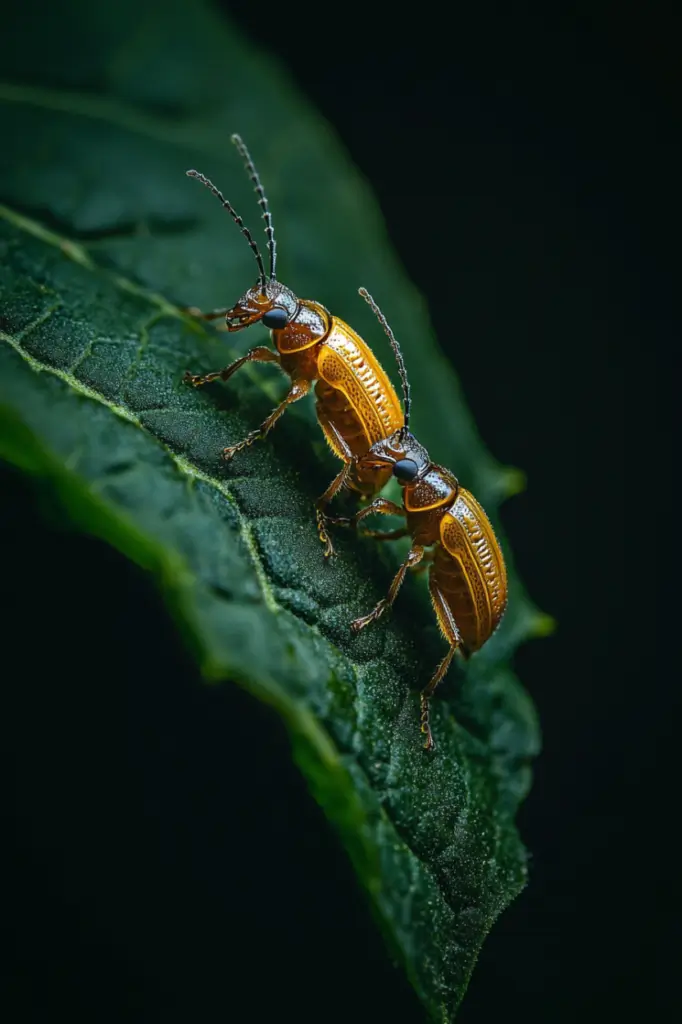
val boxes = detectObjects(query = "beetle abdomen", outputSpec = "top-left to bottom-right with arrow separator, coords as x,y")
314,379 -> 371,452
317,319 -> 403,447
435,490 -> 508,651
314,381 -> 393,494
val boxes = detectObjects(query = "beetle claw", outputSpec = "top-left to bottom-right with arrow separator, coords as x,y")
222,429 -> 261,462
316,511 -> 336,558
350,601 -> 385,633
327,515 -> 353,528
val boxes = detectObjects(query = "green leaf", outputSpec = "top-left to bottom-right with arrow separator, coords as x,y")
0,1 -> 545,1018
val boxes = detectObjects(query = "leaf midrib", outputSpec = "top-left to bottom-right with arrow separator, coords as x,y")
0,80 -> 247,158
0,79 -> 388,242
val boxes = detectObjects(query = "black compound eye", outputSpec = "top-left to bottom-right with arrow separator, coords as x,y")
262,307 -> 289,330
392,458 -> 419,482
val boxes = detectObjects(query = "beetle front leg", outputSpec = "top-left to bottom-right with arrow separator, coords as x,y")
410,548 -> 435,570
184,305 -> 232,322
361,526 -> 410,541
183,346 -> 280,388
351,545 -> 424,633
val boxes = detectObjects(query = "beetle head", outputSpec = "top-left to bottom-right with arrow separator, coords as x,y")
188,135 -> 298,332
361,429 -> 430,482
224,280 -> 298,332
361,429 -> 459,510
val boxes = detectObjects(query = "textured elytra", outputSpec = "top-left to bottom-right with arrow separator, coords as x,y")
0,0 -> 544,1019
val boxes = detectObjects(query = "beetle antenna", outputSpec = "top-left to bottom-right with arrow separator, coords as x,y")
186,169 -> 267,290
231,134 -> 277,282
358,287 -> 411,433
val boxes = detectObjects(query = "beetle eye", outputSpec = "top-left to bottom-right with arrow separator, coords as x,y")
262,307 -> 289,330
392,458 -> 419,482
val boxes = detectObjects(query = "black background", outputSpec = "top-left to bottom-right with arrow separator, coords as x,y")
1,1 -> 675,1021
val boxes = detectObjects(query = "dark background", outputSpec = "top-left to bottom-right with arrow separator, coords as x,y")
1,1 -> 674,1021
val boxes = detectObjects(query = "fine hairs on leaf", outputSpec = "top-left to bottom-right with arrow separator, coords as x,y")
0,0 -> 543,1019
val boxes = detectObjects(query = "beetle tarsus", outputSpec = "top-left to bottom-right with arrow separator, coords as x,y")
316,510 -> 336,559
351,600 -> 387,633
420,693 -> 435,751
183,370 -> 205,387
222,430 -> 262,462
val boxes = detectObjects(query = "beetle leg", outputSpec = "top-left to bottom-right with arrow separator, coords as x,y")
419,577 -> 463,751
312,414 -> 357,557
222,379 -> 311,461
351,545 -> 424,633
331,497 -> 405,530
361,526 -> 410,542
410,549 -> 436,571
183,346 -> 280,387
315,461 -> 356,558
184,305 -> 233,322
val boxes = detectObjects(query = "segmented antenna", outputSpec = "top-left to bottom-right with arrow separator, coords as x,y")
186,169 -> 267,289
358,287 -> 411,433
231,133 -> 277,281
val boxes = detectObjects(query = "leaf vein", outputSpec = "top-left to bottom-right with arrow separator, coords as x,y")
0,328 -> 279,613
0,202 -> 287,406
0,81 -> 224,157
12,303 -> 62,344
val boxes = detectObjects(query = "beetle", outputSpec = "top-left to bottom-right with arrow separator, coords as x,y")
335,289 -> 508,750
183,134 -> 404,556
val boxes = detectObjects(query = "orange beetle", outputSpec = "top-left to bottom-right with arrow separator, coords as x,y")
183,135 -> 403,555
335,290 -> 508,749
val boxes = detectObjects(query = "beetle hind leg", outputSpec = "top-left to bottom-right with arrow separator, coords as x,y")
313,410 -> 359,557
420,577 -> 463,751
315,460 -> 355,558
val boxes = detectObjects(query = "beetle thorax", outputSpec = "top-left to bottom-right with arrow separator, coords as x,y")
362,430 -> 459,513
403,464 -> 459,513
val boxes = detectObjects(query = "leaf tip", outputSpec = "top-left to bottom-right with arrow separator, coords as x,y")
529,611 -> 557,638
500,465 -> 527,498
